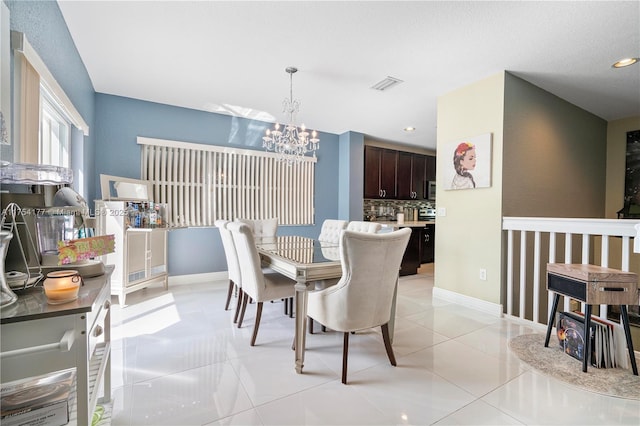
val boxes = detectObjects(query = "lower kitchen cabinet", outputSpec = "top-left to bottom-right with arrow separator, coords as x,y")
421,224 -> 435,264
400,226 -> 422,276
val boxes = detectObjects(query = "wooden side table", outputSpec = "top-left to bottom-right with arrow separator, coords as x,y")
544,263 -> 638,375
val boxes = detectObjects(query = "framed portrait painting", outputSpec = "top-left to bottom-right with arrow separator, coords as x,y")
444,133 -> 492,190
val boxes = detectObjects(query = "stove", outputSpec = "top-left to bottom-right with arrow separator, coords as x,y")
418,207 -> 436,221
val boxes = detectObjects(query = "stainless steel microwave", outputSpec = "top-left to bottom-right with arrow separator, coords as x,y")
427,181 -> 436,201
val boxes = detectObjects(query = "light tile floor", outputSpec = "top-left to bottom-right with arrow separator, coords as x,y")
108,264 -> 640,425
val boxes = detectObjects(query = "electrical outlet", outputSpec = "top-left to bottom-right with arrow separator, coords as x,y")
479,269 -> 487,281
437,207 -> 446,217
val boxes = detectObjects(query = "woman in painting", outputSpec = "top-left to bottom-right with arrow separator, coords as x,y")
451,142 -> 476,189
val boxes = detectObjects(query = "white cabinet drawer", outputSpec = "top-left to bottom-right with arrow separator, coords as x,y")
88,299 -> 109,358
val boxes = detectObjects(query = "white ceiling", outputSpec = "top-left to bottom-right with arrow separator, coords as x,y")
57,1 -> 640,151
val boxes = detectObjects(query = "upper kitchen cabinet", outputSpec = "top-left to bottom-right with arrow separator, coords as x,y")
397,152 -> 427,200
425,155 -> 436,183
364,146 -> 398,199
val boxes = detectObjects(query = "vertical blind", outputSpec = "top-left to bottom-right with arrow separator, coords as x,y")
138,137 -> 316,227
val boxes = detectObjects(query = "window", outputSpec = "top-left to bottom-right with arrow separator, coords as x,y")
40,86 -> 71,167
11,31 -> 88,166
139,137 -> 316,227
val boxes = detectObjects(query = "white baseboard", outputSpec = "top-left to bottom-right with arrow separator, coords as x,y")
432,287 -> 503,318
168,271 -> 228,286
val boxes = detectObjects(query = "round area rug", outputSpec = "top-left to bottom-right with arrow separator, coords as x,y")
509,333 -> 640,400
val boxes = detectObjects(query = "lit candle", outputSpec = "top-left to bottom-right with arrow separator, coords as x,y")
43,270 -> 82,304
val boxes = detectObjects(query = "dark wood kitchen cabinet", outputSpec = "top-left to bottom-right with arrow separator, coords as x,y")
397,152 -> 426,200
421,224 -> 435,264
364,146 -> 397,199
425,155 -> 436,183
400,226 -> 422,276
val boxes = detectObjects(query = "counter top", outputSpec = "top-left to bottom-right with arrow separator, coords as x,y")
376,220 -> 435,228
1,265 -> 114,324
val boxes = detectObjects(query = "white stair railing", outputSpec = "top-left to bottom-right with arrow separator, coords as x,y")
502,217 -> 640,326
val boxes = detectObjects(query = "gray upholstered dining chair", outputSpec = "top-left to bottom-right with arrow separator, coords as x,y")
306,227 -> 411,384
227,221 -> 297,346
215,220 -> 245,322
346,221 -> 382,233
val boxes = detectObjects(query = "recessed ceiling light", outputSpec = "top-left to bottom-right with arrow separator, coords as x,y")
612,57 -> 639,68
404,127 -> 416,132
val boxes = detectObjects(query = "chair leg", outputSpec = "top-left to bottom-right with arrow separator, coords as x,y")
237,292 -> 249,328
308,317 -> 314,334
381,323 -> 397,366
251,302 -> 263,346
233,289 -> 244,323
224,280 -> 234,310
342,332 -> 349,384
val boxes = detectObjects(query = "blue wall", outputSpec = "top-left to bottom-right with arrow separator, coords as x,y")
95,94 -> 342,275
6,0 -> 350,277
6,0 -> 95,197
338,131 -> 364,221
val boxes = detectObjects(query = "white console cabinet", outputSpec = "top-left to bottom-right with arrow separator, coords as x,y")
1,267 -> 113,426
95,201 -> 168,305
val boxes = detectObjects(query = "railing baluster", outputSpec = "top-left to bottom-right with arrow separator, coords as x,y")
519,231 -> 527,319
548,232 -> 556,325
581,233 -> 590,264
622,236 -> 630,271
580,233 -> 590,313
533,231 -> 541,324
507,230 -> 513,316
563,233 -> 572,312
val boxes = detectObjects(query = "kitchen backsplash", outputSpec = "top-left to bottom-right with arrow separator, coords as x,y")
363,199 -> 435,221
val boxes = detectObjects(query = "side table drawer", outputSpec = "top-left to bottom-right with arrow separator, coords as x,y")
547,263 -> 638,305
547,273 -> 586,301
548,272 -> 638,305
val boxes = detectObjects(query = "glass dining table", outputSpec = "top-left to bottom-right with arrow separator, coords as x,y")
255,235 -> 342,374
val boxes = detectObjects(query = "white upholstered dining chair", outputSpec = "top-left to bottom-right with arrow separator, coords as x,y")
346,221 -> 381,233
227,221 -> 297,346
236,217 -> 295,315
309,220 -> 381,333
215,219 -> 243,321
306,227 -> 411,384
318,219 -> 348,244
235,217 -> 278,238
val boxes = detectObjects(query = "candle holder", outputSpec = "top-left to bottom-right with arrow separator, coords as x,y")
43,270 -> 82,305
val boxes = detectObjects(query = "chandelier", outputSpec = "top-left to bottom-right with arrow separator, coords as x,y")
262,66 -> 319,163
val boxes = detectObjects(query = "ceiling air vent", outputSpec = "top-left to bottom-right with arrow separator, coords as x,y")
370,76 -> 403,91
